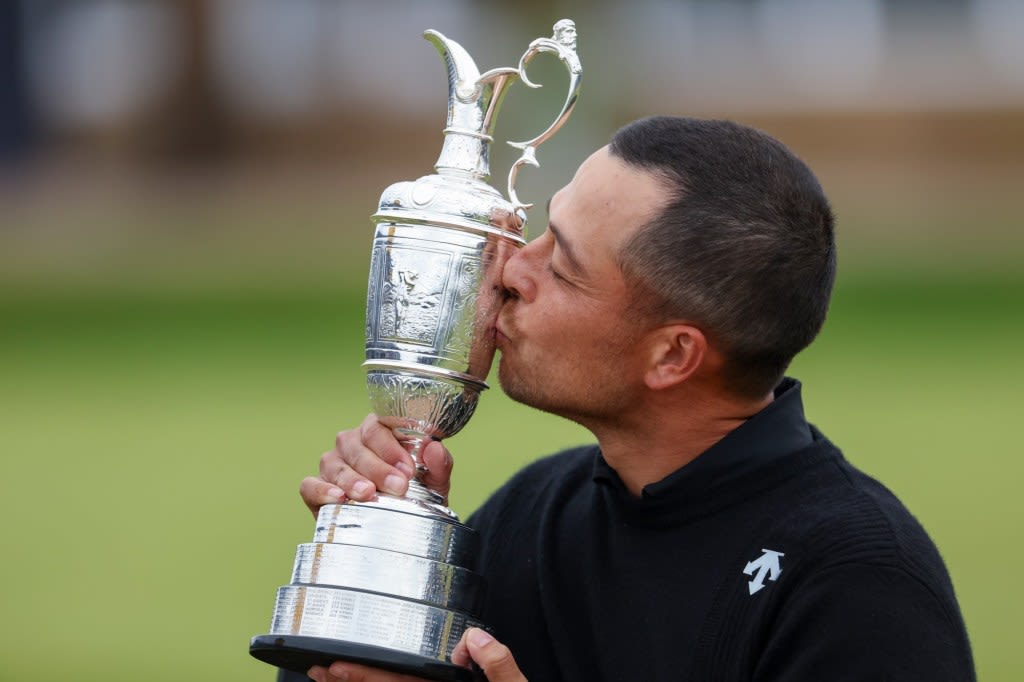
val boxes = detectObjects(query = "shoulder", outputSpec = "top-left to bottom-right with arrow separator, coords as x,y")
467,444 -> 596,531
751,555 -> 975,680
730,438 -> 975,678
759,437 -> 970,640
759,429 -> 938,562
493,443 -> 597,495
513,444 -> 597,483
784,442 -> 949,581
718,426 -> 967,622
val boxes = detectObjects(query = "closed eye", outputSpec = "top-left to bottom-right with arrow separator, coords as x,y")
549,263 -> 572,285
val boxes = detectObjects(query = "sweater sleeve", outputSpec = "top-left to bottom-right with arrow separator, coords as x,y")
753,562 -> 975,682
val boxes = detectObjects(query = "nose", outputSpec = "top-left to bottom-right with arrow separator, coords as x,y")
501,240 -> 538,303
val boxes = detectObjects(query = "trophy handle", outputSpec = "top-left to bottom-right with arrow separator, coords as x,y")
500,19 -> 582,212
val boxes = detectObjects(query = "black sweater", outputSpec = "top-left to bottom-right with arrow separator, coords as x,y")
467,379 -> 975,681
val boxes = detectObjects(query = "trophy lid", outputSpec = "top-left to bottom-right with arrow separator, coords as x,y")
373,21 -> 582,241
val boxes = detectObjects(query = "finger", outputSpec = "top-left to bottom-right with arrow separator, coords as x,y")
419,440 -> 453,502
451,636 -> 471,668
316,458 -> 398,502
463,628 -> 527,682
326,660 -> 427,681
332,461 -> 385,501
358,415 -> 417,475
299,476 -> 346,517
325,430 -> 407,499
318,443 -> 347,482
330,416 -> 413,496
318,448 -> 378,501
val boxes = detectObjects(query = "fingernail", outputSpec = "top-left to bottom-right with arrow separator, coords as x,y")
352,480 -> 372,498
327,486 -> 344,501
470,629 -> 494,647
384,473 -> 406,494
328,662 -> 351,680
396,461 -> 414,478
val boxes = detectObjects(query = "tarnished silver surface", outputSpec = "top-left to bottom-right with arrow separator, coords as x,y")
291,543 -> 483,613
269,585 -> 481,661
255,21 -> 581,676
314,502 -> 480,565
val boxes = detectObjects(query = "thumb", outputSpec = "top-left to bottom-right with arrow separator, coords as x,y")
419,440 -> 453,501
463,628 -> 527,682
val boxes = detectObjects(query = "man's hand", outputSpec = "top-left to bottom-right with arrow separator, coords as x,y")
299,414 -> 454,517
305,663 -> 424,682
452,628 -> 528,682
306,628 -> 527,682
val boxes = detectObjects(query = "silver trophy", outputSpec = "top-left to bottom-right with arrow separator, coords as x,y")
250,20 -> 581,681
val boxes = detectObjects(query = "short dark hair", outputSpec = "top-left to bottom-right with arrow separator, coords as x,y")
610,116 -> 836,398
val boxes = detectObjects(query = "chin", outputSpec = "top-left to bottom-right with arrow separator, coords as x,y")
497,356 -> 601,421
497,362 -> 539,408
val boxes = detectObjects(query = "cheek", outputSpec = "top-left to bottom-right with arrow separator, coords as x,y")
531,302 -> 581,344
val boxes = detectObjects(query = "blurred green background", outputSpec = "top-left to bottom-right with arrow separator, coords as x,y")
2,2 -> 1023,681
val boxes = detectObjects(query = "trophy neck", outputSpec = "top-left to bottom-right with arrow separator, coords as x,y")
425,29 -> 518,182
435,131 -> 492,181
433,72 -> 518,181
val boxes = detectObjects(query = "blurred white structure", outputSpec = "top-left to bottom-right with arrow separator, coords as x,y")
17,0 -> 1024,134
24,1 -> 181,127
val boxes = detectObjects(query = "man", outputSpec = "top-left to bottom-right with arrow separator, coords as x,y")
299,117 -> 975,681
552,18 -> 578,52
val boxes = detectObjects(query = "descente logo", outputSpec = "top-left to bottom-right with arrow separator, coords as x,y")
743,548 -> 784,595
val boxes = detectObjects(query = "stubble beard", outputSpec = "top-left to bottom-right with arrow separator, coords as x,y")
496,348 -> 623,429
495,350 -> 538,410
496,346 -> 565,415
494,310 -> 559,414
494,303 -> 644,427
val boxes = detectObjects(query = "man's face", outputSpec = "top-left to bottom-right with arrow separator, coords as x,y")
495,146 -> 668,426
555,24 -> 577,50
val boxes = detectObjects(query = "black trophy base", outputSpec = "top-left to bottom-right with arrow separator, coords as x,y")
250,634 -> 483,682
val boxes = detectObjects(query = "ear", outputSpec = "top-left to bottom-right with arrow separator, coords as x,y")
643,324 -> 707,391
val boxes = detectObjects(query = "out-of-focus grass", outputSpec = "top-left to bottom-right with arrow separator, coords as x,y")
5,106 -> 1022,679
1,269 -> 1020,681
0,286 -> 589,682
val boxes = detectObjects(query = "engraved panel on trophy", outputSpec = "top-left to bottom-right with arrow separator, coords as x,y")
377,243 -> 453,347
441,254 -> 484,357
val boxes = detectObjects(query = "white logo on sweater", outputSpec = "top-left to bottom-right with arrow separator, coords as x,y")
743,548 -> 784,595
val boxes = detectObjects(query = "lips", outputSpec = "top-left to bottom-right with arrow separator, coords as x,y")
494,310 -> 512,347
494,322 -> 509,347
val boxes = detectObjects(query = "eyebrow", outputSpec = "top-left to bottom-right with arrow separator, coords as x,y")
545,197 -> 585,275
548,221 -> 584,275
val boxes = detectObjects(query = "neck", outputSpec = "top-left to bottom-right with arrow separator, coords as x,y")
591,389 -> 773,497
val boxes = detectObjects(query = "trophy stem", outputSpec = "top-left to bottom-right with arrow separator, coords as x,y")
397,432 -> 433,480
396,434 -> 455,516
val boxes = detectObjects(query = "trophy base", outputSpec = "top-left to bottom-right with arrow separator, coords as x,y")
249,634 -> 483,682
